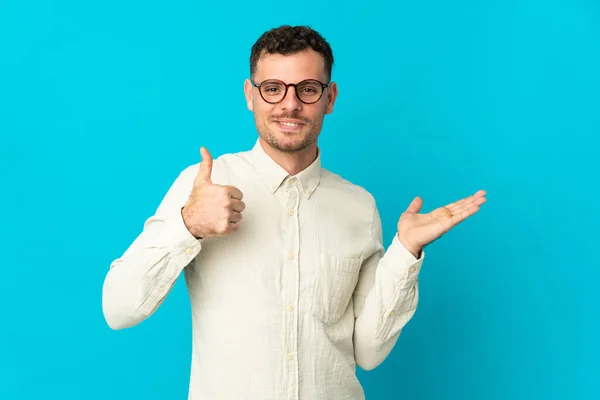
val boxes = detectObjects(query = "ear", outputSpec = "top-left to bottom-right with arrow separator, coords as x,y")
325,81 -> 338,115
244,79 -> 254,112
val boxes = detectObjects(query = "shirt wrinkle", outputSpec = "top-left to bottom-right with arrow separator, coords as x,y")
101,138 -> 425,400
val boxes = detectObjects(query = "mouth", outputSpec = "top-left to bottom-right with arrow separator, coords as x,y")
273,119 -> 307,131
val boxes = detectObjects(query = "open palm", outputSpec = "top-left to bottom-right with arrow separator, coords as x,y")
397,190 -> 487,255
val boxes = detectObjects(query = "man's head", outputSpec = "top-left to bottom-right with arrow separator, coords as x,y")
244,25 -> 338,154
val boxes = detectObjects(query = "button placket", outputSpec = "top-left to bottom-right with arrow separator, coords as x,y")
282,182 -> 300,398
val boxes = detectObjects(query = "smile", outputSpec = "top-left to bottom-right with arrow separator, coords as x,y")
273,119 -> 306,131
275,120 -> 305,126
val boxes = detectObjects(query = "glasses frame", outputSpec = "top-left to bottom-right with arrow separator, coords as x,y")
251,78 -> 331,104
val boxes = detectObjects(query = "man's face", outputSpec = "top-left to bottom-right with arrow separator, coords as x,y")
244,49 -> 338,153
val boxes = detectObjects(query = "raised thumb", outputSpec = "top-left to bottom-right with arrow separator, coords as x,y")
196,146 -> 213,184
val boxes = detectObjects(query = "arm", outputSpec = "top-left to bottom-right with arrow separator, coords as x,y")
353,189 -> 486,369
352,202 -> 424,370
101,166 -> 201,330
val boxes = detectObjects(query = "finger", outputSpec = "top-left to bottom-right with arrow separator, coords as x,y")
473,196 -> 486,206
406,196 -> 423,213
449,194 -> 485,215
450,203 -> 482,226
449,194 -> 487,214
447,196 -> 475,212
446,194 -> 475,210
196,147 -> 213,184
229,211 -> 243,223
227,221 -> 240,233
446,190 -> 486,211
231,199 -> 246,213
225,185 -> 244,200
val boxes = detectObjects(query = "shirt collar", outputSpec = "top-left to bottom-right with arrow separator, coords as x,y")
249,139 -> 322,199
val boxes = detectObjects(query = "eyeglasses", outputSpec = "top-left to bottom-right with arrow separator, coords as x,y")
251,79 -> 330,104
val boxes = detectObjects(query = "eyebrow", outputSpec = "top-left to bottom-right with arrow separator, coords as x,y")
260,78 -> 322,84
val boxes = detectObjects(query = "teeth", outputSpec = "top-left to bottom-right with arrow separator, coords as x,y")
280,122 -> 299,126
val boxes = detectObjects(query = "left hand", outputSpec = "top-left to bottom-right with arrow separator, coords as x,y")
397,190 -> 487,258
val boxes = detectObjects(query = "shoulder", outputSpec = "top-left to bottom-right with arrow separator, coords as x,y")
320,168 -> 377,210
176,148 -> 251,183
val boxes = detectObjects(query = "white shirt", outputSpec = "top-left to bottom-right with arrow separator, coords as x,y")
102,139 -> 424,400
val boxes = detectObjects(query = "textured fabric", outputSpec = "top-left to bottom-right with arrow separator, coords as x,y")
102,139 -> 424,400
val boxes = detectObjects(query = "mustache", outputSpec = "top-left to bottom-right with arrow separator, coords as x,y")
269,112 -> 311,123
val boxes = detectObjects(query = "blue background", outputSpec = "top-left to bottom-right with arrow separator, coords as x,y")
1,0 -> 598,399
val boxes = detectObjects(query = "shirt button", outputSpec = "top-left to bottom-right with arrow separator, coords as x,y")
288,178 -> 296,184
185,248 -> 194,255
409,266 -> 416,273
288,208 -> 294,216
304,189 -> 311,195
288,252 -> 295,260
389,311 -> 397,317
287,352 -> 294,360
287,305 -> 294,311
158,286 -> 165,293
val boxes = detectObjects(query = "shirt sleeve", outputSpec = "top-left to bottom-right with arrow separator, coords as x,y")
352,200 -> 424,370
101,164 -> 203,330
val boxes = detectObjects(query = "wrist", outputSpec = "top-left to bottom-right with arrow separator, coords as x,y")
397,233 -> 421,259
181,207 -> 202,239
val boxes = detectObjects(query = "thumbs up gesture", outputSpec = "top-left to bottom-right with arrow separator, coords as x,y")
182,147 -> 246,239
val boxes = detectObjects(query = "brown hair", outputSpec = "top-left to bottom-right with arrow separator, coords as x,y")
250,25 -> 334,81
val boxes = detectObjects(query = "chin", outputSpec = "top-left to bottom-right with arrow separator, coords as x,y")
275,137 -> 310,153
264,130 -> 314,153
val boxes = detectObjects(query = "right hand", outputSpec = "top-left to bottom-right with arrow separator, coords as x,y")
181,147 -> 245,239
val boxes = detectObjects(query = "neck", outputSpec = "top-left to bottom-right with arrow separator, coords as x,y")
259,138 -> 318,176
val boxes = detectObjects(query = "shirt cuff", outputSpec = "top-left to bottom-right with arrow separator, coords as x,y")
164,208 -> 203,257
380,234 -> 424,286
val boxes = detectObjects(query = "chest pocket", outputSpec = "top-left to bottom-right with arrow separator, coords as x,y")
310,253 -> 362,326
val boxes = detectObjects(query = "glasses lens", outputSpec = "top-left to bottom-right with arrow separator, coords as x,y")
297,80 -> 323,103
259,80 -> 286,103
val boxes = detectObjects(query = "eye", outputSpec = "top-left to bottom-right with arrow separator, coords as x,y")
264,86 -> 282,93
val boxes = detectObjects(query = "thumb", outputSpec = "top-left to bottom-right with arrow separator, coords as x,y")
196,146 -> 213,184
406,196 -> 423,213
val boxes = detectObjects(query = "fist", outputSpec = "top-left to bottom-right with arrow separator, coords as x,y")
181,147 -> 246,239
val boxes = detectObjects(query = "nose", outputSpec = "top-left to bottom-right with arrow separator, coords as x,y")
279,85 -> 302,111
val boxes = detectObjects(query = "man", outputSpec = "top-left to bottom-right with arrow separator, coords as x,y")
102,25 -> 486,400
